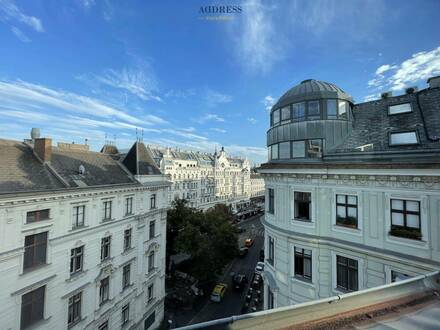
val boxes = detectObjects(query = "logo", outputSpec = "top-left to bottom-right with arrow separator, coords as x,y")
199,5 -> 242,21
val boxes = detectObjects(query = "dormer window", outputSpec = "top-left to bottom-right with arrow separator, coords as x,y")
388,103 -> 412,115
389,131 -> 418,146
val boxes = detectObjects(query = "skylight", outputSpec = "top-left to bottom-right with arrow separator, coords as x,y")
389,131 -> 418,146
388,103 -> 412,115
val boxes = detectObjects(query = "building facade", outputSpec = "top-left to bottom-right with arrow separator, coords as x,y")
259,77 -> 440,309
249,170 -> 265,199
149,146 -> 251,210
0,135 -> 169,330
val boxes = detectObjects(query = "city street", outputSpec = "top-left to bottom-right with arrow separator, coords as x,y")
187,214 -> 265,325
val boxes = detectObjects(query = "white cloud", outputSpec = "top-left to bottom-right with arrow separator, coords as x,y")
195,113 -> 225,124
367,46 -> 440,92
0,80 -> 167,126
363,94 -> 379,102
262,95 -> 275,112
230,0 -> 280,74
247,117 -> 257,124
210,128 -> 227,133
204,89 -> 232,107
165,88 -> 196,99
0,0 -> 44,32
10,26 -> 30,42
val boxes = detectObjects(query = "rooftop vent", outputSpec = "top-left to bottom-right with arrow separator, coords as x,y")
381,91 -> 392,99
405,86 -> 418,94
79,164 -> 85,175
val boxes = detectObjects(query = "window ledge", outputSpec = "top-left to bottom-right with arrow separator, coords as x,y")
120,283 -> 134,294
68,316 -> 87,329
332,225 -> 362,236
100,218 -> 115,223
22,221 -> 54,232
24,316 -> 52,330
387,234 -> 428,248
122,247 -> 135,256
66,269 -> 88,282
69,225 -> 89,232
20,263 -> 51,276
292,276 -> 314,288
292,219 -> 314,227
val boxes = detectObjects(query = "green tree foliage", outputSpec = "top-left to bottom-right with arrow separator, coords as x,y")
167,199 -> 239,282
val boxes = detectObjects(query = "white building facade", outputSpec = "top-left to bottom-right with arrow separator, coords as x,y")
259,77 -> 440,309
249,172 -> 265,199
149,146 -> 251,210
0,137 -> 169,330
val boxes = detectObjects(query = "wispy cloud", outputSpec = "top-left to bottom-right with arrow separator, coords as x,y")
262,95 -> 275,112
363,94 -> 379,102
204,89 -> 232,107
247,117 -> 257,124
0,0 -> 44,32
165,88 -> 196,99
194,113 -> 225,124
10,26 -> 30,42
367,46 -> 440,92
210,128 -> 227,133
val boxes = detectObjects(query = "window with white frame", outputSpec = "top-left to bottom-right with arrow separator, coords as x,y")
101,236 -> 111,261
99,277 -> 109,305
148,251 -> 155,272
125,197 -> 133,216
123,229 -> 132,251
72,205 -> 85,228
21,286 -> 45,329
294,192 -> 311,221
122,303 -> 130,325
390,199 -> 421,240
294,247 -> 312,281
148,283 -> 154,302
389,131 -> 418,146
103,201 -> 112,220
122,264 -> 131,289
336,255 -> 358,292
336,195 -> 358,228
388,103 -> 412,115
70,246 -> 84,275
68,292 -> 82,326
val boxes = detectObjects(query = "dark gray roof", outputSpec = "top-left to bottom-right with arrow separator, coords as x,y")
122,142 -> 161,175
272,79 -> 353,110
51,148 -> 136,187
330,87 -> 440,154
0,139 -> 65,194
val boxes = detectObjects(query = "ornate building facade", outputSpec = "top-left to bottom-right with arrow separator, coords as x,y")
259,77 -> 440,309
149,146 -> 251,210
0,134 -> 169,330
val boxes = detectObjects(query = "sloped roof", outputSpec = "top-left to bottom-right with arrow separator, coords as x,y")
122,142 -> 161,175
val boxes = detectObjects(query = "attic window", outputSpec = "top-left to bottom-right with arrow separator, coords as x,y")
389,131 -> 418,146
388,103 -> 412,115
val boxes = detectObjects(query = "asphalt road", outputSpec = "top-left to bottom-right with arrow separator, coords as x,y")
187,214 -> 265,325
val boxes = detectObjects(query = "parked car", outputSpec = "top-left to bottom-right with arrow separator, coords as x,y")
233,274 -> 248,291
245,238 -> 254,247
238,247 -> 249,258
210,283 -> 228,302
259,249 -> 264,262
255,262 -> 265,274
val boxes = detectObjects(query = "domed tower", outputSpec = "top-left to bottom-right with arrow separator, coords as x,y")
267,79 -> 353,161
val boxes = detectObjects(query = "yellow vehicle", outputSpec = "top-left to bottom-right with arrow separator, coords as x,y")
245,238 -> 254,247
210,283 -> 228,302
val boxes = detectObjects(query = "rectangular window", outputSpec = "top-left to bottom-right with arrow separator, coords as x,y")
389,131 -> 418,146
149,221 -> 155,239
148,283 -> 154,302
125,197 -> 133,216
99,277 -> 109,305
150,194 -> 156,209
327,99 -> 337,119
336,195 -> 358,228
292,102 -> 305,121
271,144 -> 279,160
68,292 -> 82,326
101,236 -> 111,261
23,232 -> 47,271
272,109 -> 280,125
103,201 -> 112,220
279,142 -> 290,159
390,199 -> 421,240
72,205 -> 85,228
389,103 -> 412,115
124,229 -> 132,251
307,139 -> 323,158
26,209 -> 50,223
294,192 -> 311,221
148,251 -> 155,272
294,247 -> 312,280
268,188 -> 274,214
307,100 -> 320,120
70,246 -> 84,274
291,141 -> 305,158
391,270 -> 411,283
268,288 -> 275,309
122,304 -> 130,325
338,100 -> 348,119
21,286 -> 45,330
144,311 -> 155,330
268,236 -> 274,266
281,106 -> 291,122
122,264 -> 131,289
336,256 -> 358,292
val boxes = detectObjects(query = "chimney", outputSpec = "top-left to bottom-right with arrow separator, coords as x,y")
34,138 -> 52,163
381,91 -> 392,99
427,76 -> 440,89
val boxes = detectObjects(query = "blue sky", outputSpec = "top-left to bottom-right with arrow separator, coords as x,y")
0,0 -> 440,164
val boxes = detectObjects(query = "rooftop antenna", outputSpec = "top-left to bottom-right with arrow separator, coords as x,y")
141,129 -> 144,142
135,128 -> 138,142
